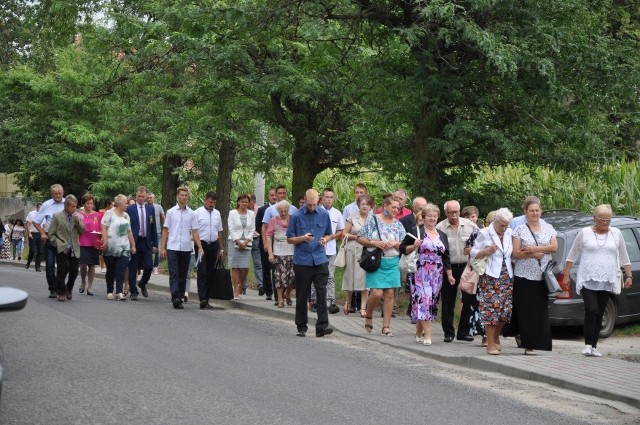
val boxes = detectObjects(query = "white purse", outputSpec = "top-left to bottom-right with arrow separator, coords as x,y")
334,234 -> 349,268
398,227 -> 420,274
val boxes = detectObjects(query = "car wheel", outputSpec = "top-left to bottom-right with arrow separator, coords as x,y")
599,297 -> 617,338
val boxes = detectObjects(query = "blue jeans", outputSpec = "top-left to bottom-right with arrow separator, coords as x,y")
104,255 -> 129,294
251,238 -> 263,288
167,250 -> 191,302
11,239 -> 24,260
44,240 -> 57,291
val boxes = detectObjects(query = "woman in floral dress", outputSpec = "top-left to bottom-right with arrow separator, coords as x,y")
266,201 -> 295,308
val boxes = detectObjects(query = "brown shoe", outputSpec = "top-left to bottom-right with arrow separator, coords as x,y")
66,291 -> 72,300
57,295 -> 65,302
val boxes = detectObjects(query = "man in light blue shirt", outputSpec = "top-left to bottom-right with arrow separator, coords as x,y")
33,184 -> 65,298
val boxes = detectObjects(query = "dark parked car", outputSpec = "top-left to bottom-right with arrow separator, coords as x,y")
0,287 -> 29,403
542,210 -> 640,337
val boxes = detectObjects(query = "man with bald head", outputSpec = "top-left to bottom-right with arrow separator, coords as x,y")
286,189 -> 334,337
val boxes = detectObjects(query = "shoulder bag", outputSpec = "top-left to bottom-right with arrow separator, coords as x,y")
526,224 -> 562,297
398,226 -> 420,274
334,233 -> 349,268
359,216 -> 383,272
460,260 -> 479,294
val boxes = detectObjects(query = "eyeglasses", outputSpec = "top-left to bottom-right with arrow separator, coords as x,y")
446,210 -> 460,215
595,217 -> 611,224
494,222 -> 509,229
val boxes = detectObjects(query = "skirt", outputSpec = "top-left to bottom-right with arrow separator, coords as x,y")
365,256 -> 401,289
341,241 -> 365,291
273,255 -> 295,289
505,276 -> 552,351
79,246 -> 100,265
228,240 -> 251,269
478,262 -> 513,326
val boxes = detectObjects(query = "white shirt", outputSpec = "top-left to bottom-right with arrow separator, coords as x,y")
262,203 -> 297,224
164,204 -> 197,251
34,198 -> 65,231
26,210 -> 40,233
193,206 -> 223,243
342,201 -> 359,221
321,205 -> 345,256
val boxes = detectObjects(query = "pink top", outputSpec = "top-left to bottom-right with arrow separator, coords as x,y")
79,211 -> 102,247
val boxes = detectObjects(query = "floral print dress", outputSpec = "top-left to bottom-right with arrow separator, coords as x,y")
411,234 -> 445,322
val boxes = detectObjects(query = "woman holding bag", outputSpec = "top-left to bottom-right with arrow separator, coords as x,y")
562,204 -> 632,357
342,195 -> 373,316
470,208 -> 514,355
228,194 -> 255,300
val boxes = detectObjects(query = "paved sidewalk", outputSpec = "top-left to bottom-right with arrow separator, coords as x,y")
4,259 -> 640,409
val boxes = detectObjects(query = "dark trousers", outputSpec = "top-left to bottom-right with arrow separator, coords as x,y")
441,263 -> 466,338
44,240 -> 57,291
104,255 -> 128,294
196,242 -> 219,302
55,252 -> 79,295
27,232 -> 43,269
167,250 -> 191,302
260,242 -> 274,297
128,237 -> 153,295
294,263 -> 329,333
582,288 -> 609,348
153,250 -> 160,268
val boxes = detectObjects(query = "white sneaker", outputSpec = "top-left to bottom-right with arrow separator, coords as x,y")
100,268 -> 106,273
116,293 -> 126,301
582,345 -> 592,356
153,267 -> 159,275
107,293 -> 114,300
591,348 -> 602,357
423,339 -> 432,346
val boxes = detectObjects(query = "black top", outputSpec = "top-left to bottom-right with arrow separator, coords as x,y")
399,224 -> 452,271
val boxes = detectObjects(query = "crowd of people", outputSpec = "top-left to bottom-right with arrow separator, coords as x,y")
4,182 -> 632,355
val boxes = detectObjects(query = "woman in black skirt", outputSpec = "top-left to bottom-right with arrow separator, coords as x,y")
511,196 -> 557,355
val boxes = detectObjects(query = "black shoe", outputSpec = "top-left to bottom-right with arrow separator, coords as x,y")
349,306 -> 356,313
316,327 -> 334,337
24,264 -> 30,270
328,304 -> 340,314
173,299 -> 184,309
183,295 -> 188,303
200,301 -> 214,310
242,288 -> 246,295
258,287 -> 264,296
49,290 -> 57,298
443,335 -> 454,343
297,330 -> 306,337
265,296 -> 272,301
456,335 -> 474,342
140,285 -> 148,298
36,268 -> 41,272
130,294 -> 138,301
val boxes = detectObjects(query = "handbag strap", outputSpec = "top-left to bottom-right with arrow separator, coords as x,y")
525,223 -> 544,267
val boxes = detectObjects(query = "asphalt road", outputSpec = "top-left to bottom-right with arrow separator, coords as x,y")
0,267 -> 588,425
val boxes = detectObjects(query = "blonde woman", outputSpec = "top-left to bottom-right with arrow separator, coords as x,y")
101,195 -> 136,300
342,195 -> 373,316
228,194 -> 255,299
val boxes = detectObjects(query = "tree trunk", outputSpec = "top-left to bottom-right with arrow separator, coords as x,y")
161,154 -> 182,211
291,142 -> 324,202
411,107 -> 446,205
216,137 -> 237,244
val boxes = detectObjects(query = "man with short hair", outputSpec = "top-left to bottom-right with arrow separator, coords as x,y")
316,188 -> 345,314
342,183 -> 368,221
247,193 -> 262,295
436,200 -> 479,343
47,195 -> 85,301
147,192 -> 165,275
161,187 -> 203,309
287,189 -> 334,337
25,203 -> 43,271
255,188 -> 276,298
33,184 -> 66,298
192,192 -> 224,309
377,189 -> 412,219
262,185 -> 297,303
126,186 -> 158,300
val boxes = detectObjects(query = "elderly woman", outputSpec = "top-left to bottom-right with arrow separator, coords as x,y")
511,196 -> 557,355
266,201 -> 295,308
342,195 -> 373,316
78,193 -> 101,296
563,204 -> 632,357
101,194 -> 136,300
228,194 -> 255,300
470,208 -> 514,355
401,204 -> 454,345
357,196 -> 406,336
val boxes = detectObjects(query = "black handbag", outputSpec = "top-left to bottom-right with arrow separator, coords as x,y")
207,258 -> 234,300
359,216 -> 383,272
526,224 -> 563,297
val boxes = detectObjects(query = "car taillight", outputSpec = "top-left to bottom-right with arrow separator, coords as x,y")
556,271 -> 573,299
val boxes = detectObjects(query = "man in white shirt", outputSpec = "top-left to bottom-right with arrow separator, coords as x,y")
342,183 -> 368,221
161,187 -> 204,309
192,191 -> 224,309
314,188 -> 345,314
436,200 -> 479,343
25,203 -> 43,271
33,184 -> 65,298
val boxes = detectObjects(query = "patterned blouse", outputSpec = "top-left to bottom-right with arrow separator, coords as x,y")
358,215 -> 406,257
512,222 -> 557,281
101,209 -> 132,258
266,216 -> 294,256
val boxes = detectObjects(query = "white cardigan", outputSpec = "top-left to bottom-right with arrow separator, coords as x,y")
470,224 -> 513,279
227,209 -> 255,245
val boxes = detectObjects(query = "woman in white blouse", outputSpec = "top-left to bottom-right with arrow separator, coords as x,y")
227,194 -> 255,299
470,208 -> 514,355
511,196 -> 557,355
562,204 -> 632,357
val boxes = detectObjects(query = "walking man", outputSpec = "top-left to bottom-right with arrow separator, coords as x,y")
25,203 -> 43,271
192,192 -> 224,309
33,184 -> 65,298
126,186 -> 158,300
